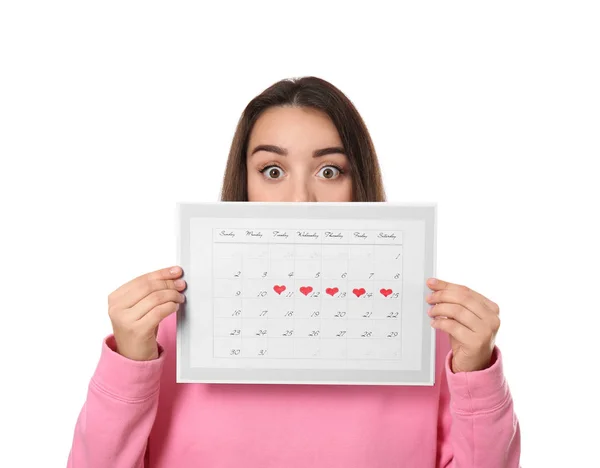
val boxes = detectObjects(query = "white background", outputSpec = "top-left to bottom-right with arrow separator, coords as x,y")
1,1 -> 598,466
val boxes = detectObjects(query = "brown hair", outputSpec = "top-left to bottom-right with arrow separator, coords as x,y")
220,76 -> 386,201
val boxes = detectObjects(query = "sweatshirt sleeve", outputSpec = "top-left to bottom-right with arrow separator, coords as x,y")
66,335 -> 166,468
437,346 -> 521,468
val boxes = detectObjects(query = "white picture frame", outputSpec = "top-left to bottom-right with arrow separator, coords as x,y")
176,202 -> 436,386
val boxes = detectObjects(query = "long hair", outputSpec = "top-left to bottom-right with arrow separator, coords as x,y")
220,76 -> 386,201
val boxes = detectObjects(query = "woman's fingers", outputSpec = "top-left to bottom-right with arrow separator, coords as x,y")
108,266 -> 187,361
428,303 -> 480,333
140,299 -> 183,330
108,266 -> 185,309
426,278 -> 497,319
430,317 -> 472,344
128,288 -> 186,322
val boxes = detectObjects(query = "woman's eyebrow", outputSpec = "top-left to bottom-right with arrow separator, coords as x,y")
250,144 -> 287,156
249,145 -> 346,157
313,146 -> 346,157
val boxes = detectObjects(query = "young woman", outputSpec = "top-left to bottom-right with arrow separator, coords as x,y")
67,77 -> 521,467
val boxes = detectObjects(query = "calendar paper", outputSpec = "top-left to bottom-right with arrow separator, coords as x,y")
176,202 -> 436,385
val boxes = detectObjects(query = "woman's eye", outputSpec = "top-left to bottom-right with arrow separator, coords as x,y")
261,166 -> 284,179
317,166 -> 341,179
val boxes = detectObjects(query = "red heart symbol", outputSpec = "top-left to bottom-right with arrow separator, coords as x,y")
325,287 -> 339,296
353,287 -> 366,297
273,285 -> 286,295
299,286 -> 313,296
380,288 -> 393,297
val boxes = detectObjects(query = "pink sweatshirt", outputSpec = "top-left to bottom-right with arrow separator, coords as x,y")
67,312 -> 521,467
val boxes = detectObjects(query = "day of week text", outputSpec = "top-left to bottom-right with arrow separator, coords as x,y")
297,231 -> 319,239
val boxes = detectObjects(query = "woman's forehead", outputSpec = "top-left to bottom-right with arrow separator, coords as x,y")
249,106 -> 342,148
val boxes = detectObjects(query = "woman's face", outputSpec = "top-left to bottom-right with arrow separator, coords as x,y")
246,106 -> 352,202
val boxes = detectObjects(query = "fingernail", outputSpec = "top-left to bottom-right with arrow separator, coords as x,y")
428,278 -> 437,285
170,267 -> 181,274
174,279 -> 185,288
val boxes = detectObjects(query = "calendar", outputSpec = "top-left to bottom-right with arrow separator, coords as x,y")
176,202 -> 436,385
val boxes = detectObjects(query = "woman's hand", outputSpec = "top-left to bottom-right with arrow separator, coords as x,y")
108,266 -> 187,361
426,278 -> 500,373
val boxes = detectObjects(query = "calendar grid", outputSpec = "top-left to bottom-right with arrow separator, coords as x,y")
368,245 -> 374,357
211,228 -> 404,362
319,238 -> 323,358
267,242 -> 271,359
293,237 -> 297,359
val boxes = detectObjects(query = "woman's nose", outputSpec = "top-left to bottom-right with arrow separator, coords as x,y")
290,179 -> 312,202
